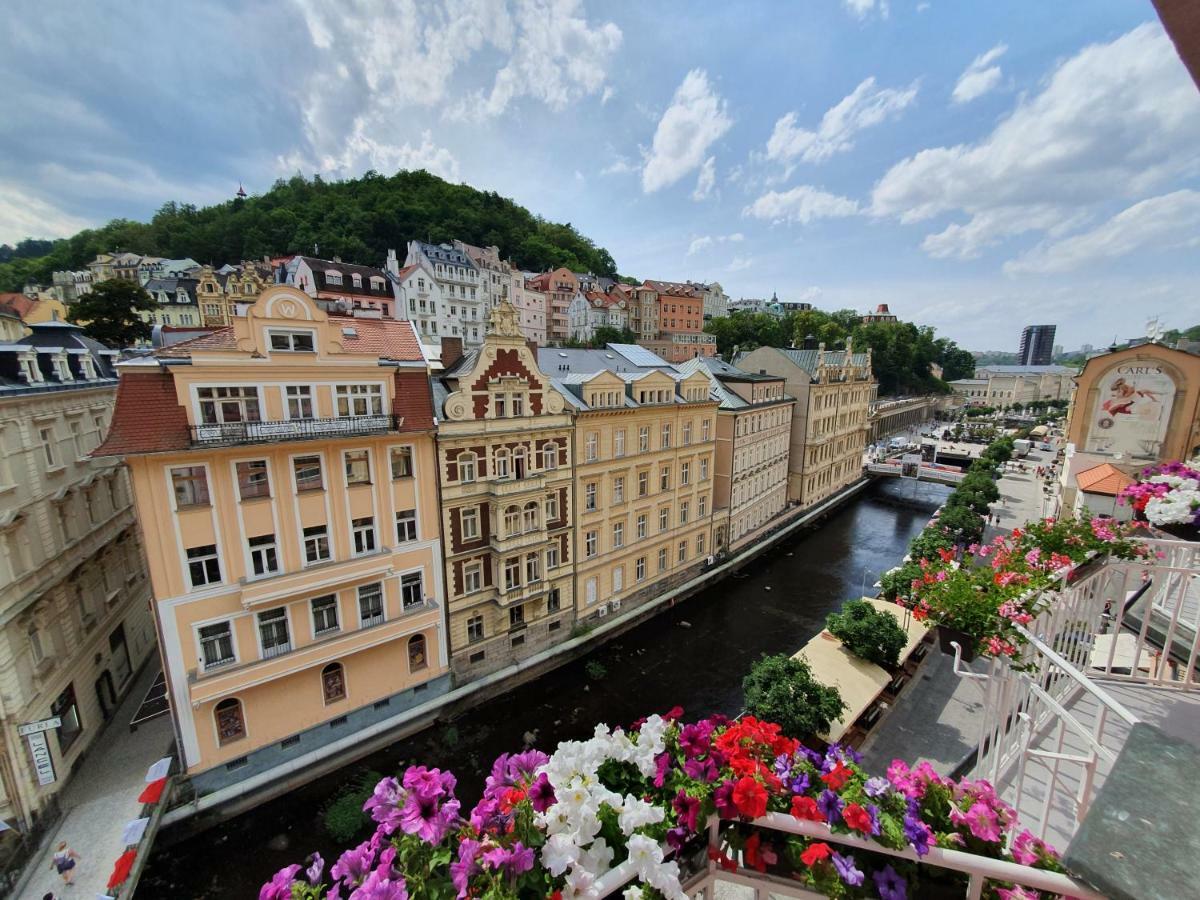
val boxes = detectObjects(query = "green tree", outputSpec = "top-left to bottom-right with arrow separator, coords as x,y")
68,279 -> 155,347
590,326 -> 637,348
826,600 -> 909,669
742,653 -> 845,740
936,504 -> 986,545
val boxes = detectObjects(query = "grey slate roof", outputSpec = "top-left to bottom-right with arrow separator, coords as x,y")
537,344 -> 672,377
973,364 -> 1077,375
733,346 -> 869,378
0,322 -> 118,395
413,242 -> 478,270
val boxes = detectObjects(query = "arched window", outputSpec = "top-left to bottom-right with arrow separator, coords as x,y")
458,452 -> 476,483
495,449 -> 511,480
504,505 -> 521,535
522,501 -> 539,532
322,662 -> 346,704
541,444 -> 558,470
408,634 -> 427,672
215,697 -> 246,745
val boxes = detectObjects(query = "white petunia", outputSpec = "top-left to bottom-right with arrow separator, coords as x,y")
626,833 -> 664,880
563,866 -> 599,900
646,859 -> 687,900
579,836 -> 614,873
617,797 -> 665,835
623,887 -> 644,900
541,833 -> 581,877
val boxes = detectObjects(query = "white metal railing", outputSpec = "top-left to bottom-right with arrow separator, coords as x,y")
967,538 -> 1200,845
590,814 -> 1105,900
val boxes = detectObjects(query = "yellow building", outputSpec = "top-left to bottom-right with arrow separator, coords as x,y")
678,357 -> 794,551
556,363 -> 718,621
196,264 -> 268,327
432,304 -> 576,678
95,286 -> 449,792
735,342 -> 875,508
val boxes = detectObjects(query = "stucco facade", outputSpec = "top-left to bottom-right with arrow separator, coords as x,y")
95,287 -> 448,791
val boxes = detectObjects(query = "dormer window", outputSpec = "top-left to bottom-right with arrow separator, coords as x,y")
325,270 -> 342,286
21,357 -> 42,383
370,276 -> 384,290
54,355 -> 73,382
351,274 -> 362,288
269,330 -> 315,352
79,355 -> 97,380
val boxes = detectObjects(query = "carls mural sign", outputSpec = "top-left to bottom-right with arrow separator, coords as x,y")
1085,364 -> 1176,461
19,718 -> 61,786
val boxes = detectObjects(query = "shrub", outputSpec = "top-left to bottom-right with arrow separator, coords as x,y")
826,600 -> 908,669
743,654 -> 845,740
937,504 -> 986,544
322,769 -> 383,843
584,659 -> 607,681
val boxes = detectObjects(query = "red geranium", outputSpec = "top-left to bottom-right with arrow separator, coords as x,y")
744,832 -> 767,873
707,846 -> 737,872
790,795 -> 823,822
842,803 -> 872,833
732,776 -> 769,819
820,762 -> 851,791
800,842 -> 831,866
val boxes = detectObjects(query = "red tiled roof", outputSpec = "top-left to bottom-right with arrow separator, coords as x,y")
0,292 -> 37,319
392,264 -> 418,281
93,370 -> 191,456
392,370 -> 435,432
1076,463 -> 1135,496
154,317 -> 425,361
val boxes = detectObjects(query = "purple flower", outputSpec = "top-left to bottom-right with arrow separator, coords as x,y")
506,750 -> 549,783
399,789 -> 460,844
863,776 -> 891,798
904,813 -> 932,857
785,769 -> 810,795
353,868 -> 408,900
450,838 -> 481,899
817,789 -> 844,825
507,842 -> 535,875
304,853 -> 324,884
873,865 -> 907,900
866,803 -> 882,836
363,777 -> 406,833
653,751 -> 673,787
468,795 -> 501,832
683,755 -> 718,783
665,826 -> 689,851
679,721 -> 714,758
331,841 -> 375,887
673,789 -> 701,831
713,780 -> 738,819
529,772 -> 556,813
831,852 -> 864,886
259,864 -> 301,900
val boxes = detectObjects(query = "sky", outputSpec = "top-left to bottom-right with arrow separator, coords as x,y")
2,0 -> 1199,352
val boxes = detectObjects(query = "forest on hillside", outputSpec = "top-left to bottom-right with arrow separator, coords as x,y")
0,170 -> 618,292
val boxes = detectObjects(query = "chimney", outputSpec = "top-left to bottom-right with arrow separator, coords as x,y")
440,336 -> 464,369
525,338 -> 539,356
802,333 -> 818,350
385,249 -> 398,277
332,255 -> 342,264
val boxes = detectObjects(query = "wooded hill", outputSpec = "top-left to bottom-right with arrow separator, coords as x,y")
0,170 -> 619,292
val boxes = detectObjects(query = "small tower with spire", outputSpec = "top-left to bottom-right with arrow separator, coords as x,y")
236,182 -> 247,199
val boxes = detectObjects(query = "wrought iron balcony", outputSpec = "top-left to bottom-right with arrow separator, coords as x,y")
191,415 -> 402,447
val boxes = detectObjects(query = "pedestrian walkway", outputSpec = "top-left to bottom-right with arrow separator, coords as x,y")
16,663 -> 173,900
859,443 -> 1059,775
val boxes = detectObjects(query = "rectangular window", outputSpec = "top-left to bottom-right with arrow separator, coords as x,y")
546,544 -> 560,569
395,509 -> 417,543
509,604 -> 525,629
269,330 -> 315,352
544,493 -> 559,523
236,460 -> 270,500
303,525 -> 331,564
636,514 -> 647,539
352,516 -> 376,555
681,462 -> 690,486
613,476 -> 624,504
401,572 -> 423,609
258,608 -> 291,659
199,622 -> 235,669
461,507 -> 480,540
286,385 -> 313,419
699,495 -> 708,517
639,426 -> 649,453
660,467 -> 670,491
658,548 -> 668,572
613,565 -> 624,593
636,557 -> 646,581
464,562 -> 482,593
702,419 -> 711,441
586,432 -> 598,462
525,552 -> 541,583
504,556 -> 521,590
69,419 -> 84,458
680,501 -> 689,525
679,541 -> 688,563
312,595 -> 339,636
613,522 -> 624,548
541,445 -> 558,470
700,458 -> 709,481
344,449 -> 370,484
390,446 -> 413,478
697,533 -> 706,555
171,466 -> 210,507
659,507 -> 669,531
249,534 -> 279,576
585,482 -> 597,511
547,588 -> 561,613
294,456 -> 324,491
335,384 -> 384,417
186,544 -> 221,587
638,471 -> 648,497
661,423 -> 671,449
683,421 -> 692,445
198,386 -> 260,425
585,530 -> 598,558
358,583 -> 385,627
467,615 -> 484,642
614,430 -> 625,458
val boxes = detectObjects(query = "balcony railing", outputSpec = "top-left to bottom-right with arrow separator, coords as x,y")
191,415 -> 402,446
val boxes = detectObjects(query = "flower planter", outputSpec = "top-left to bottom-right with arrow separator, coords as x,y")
1156,522 -> 1200,542
1066,554 -> 1106,584
936,625 -> 977,662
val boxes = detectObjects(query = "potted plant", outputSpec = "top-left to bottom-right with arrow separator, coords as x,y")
1118,458 -> 1200,541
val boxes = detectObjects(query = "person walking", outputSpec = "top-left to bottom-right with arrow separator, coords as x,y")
51,842 -> 80,886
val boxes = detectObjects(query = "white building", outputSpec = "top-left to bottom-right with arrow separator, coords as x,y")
692,281 -> 729,320
385,252 -> 446,346
567,291 -> 630,343
404,241 -> 484,348
950,365 -> 1077,406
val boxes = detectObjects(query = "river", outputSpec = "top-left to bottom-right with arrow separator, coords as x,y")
141,478 -> 950,897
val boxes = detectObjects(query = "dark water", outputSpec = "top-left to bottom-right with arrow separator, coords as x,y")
142,479 -> 949,897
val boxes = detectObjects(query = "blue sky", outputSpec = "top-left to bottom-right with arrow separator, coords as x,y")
3,0 -> 1198,351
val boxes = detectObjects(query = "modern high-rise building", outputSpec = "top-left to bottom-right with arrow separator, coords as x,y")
1018,325 -> 1056,366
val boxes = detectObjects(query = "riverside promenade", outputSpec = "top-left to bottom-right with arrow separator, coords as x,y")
859,442 -> 1060,775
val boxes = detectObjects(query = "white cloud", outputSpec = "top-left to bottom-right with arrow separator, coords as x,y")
0,182 -> 93,244
766,77 -> 918,166
952,44 -> 1006,105
743,186 -> 860,225
1005,190 -> 1200,275
843,0 -> 889,20
299,125 -> 460,181
692,156 -> 717,200
600,156 -> 638,176
687,232 -> 744,255
642,69 -> 732,193
728,255 -> 754,271
872,23 -> 1200,260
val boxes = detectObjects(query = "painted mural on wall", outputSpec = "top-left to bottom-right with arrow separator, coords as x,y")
1085,363 -> 1176,460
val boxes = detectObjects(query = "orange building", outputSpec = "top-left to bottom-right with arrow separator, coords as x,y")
95,286 -> 449,792
527,268 -> 578,344
639,280 -> 717,362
